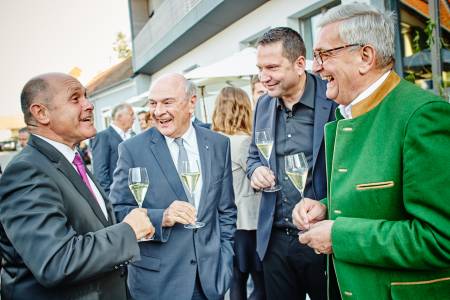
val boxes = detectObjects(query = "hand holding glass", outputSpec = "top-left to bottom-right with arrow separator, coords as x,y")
180,160 -> 205,229
255,128 -> 281,192
128,167 -> 152,241
285,152 -> 309,235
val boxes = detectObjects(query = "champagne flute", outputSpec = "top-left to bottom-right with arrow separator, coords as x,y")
285,152 -> 308,197
255,128 -> 281,192
180,160 -> 205,229
128,167 -> 152,241
285,152 -> 309,235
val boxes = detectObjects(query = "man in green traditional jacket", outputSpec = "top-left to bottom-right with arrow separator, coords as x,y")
292,3 -> 450,299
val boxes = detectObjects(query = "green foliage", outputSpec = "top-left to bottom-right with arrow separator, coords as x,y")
113,32 -> 131,59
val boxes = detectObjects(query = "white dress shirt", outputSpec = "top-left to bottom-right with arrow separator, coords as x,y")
339,71 -> 391,119
111,124 -> 133,140
34,134 -> 109,219
164,124 -> 203,208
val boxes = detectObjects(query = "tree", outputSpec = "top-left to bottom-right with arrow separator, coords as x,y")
112,32 -> 131,59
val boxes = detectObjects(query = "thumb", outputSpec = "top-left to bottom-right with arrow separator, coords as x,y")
298,232 -> 310,244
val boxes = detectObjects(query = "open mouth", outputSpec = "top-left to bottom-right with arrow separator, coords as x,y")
322,75 -> 334,83
157,118 -> 172,127
80,116 -> 93,124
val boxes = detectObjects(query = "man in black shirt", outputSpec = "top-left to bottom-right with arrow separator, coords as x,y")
247,27 -> 337,300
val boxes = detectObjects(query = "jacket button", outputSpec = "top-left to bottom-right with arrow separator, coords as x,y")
190,259 -> 197,265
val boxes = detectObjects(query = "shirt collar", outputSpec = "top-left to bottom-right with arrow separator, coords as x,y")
339,71 -> 391,119
164,122 -> 196,147
33,134 -> 77,164
277,72 -> 315,110
110,124 -> 127,139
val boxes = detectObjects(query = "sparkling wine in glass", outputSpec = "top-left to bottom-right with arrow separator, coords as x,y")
128,167 -> 152,241
255,128 -> 281,192
180,160 -> 205,229
285,152 -> 309,235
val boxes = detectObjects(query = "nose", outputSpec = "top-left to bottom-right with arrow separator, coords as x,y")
259,70 -> 270,83
83,96 -> 94,110
312,58 -> 322,74
153,102 -> 164,117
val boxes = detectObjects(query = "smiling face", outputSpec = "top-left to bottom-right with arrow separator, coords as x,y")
42,74 -> 96,148
147,74 -> 195,138
312,22 -> 363,105
256,41 -> 305,101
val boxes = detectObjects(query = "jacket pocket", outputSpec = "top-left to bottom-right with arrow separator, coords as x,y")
390,277 -> 450,299
131,254 -> 161,271
356,181 -> 394,191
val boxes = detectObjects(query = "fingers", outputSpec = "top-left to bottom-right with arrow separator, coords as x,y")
251,166 -> 275,189
165,201 -> 197,226
292,201 -> 312,230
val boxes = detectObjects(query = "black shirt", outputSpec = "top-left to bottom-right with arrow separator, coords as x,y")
273,72 -> 316,230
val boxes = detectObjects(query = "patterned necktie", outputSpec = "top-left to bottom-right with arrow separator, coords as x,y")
174,138 -> 193,204
73,153 -> 95,198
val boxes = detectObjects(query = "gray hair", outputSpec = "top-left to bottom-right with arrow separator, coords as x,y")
318,2 -> 395,68
185,80 -> 197,99
111,103 -> 132,120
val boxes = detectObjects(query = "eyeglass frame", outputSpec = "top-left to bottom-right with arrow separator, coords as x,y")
313,44 -> 365,65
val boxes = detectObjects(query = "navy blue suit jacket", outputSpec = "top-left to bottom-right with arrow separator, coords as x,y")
91,126 -> 123,194
109,125 -> 236,300
247,73 -> 337,260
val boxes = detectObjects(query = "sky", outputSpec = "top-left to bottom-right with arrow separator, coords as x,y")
0,0 -> 131,118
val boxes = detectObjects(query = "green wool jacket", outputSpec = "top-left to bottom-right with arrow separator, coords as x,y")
324,72 -> 450,299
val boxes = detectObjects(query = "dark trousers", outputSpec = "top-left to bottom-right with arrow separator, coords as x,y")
262,228 -> 327,300
230,266 -> 266,300
192,272 -> 208,300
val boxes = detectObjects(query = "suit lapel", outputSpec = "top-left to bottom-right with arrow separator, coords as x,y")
108,126 -> 124,142
30,135 -> 110,227
312,76 -> 333,169
87,168 -> 115,225
195,127 -> 211,218
149,130 -> 187,201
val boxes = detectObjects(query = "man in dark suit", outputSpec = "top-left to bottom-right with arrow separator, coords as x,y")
247,27 -> 337,300
0,72 -> 155,300
110,73 -> 236,300
91,103 -> 135,194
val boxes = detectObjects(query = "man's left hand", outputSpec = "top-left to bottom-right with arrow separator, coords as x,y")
298,220 -> 334,255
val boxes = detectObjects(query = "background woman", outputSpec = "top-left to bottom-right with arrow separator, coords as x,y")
212,87 -> 265,300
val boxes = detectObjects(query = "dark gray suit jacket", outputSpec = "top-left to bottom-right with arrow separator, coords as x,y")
91,126 -> 123,194
110,125 -> 237,300
0,135 -> 140,300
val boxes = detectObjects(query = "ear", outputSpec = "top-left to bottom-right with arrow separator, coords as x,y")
294,55 -> 306,75
359,45 -> 377,75
29,103 -> 50,125
189,95 -> 197,113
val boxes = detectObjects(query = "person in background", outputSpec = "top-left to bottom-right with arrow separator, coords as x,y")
247,27 -> 337,300
17,127 -> 30,151
212,86 -> 266,300
293,3 -> 450,299
137,110 -> 152,131
250,75 -> 267,108
0,72 -> 154,300
110,73 -> 236,300
91,103 -> 135,194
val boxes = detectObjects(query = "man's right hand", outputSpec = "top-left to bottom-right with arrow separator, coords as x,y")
162,200 -> 197,227
123,208 -> 155,240
250,166 -> 276,190
292,198 -> 327,230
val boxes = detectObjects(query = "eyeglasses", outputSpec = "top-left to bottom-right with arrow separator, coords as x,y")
313,44 -> 364,65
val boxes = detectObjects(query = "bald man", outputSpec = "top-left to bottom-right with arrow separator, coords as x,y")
0,73 -> 154,300
110,73 -> 236,300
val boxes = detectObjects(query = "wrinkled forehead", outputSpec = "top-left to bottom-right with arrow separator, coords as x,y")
148,78 -> 186,101
313,22 -> 343,50
47,74 -> 85,98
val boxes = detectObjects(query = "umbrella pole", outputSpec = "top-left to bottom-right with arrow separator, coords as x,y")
200,86 -> 208,123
